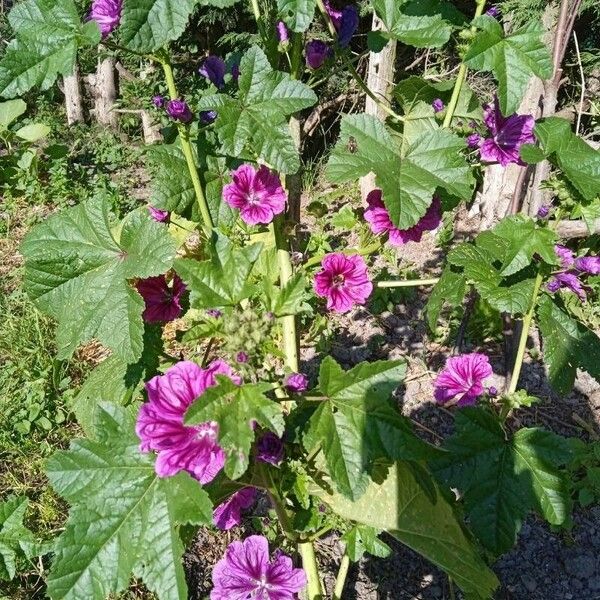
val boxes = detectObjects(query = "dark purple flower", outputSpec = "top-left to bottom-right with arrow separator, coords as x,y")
467,133 -> 481,148
537,204 -> 550,219
199,55 -> 226,89
432,98 -> 445,113
488,386 -> 498,398
555,244 -> 575,268
277,21 -> 290,44
305,40 -> 332,69
434,353 -> 493,407
547,272 -> 587,301
166,99 -> 193,124
206,309 -> 222,318
256,432 -> 285,466
200,110 -> 217,125
148,205 -> 170,223
89,0 -> 122,37
231,63 -> 240,83
211,535 -> 306,600
136,274 -> 186,323
325,0 -> 343,27
284,372 -> 308,393
236,351 -> 249,364
479,98 -> 535,166
486,6 -> 501,17
337,5 -> 359,47
152,95 -> 165,109
575,256 -> 600,275
213,488 -> 257,530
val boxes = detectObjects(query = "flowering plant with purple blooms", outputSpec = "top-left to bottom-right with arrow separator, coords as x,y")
11,1 -> 600,599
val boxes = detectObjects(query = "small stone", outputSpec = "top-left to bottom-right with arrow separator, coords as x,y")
564,553 -> 596,579
520,574 -> 537,592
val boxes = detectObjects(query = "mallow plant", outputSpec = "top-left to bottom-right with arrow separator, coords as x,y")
2,0 -> 600,598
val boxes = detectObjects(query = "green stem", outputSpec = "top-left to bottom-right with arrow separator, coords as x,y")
298,541 -> 323,600
333,553 -> 350,600
158,57 -> 214,231
377,278 -> 440,288
250,0 -> 261,22
508,271 -> 543,394
304,239 -> 382,269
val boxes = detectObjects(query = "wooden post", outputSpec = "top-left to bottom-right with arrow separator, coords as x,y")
63,64 -> 85,125
95,56 -> 118,128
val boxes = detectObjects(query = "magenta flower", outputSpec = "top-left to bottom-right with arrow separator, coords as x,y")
575,256 -> 600,275
152,95 -> 165,109
206,309 -> 222,318
364,190 -> 441,245
236,351 -> 249,364
467,133 -> 481,148
555,244 -> 575,268
432,98 -> 445,113
166,99 -> 193,124
284,372 -> 308,393
325,0 -> 343,26
136,274 -> 186,323
256,432 -> 284,466
223,164 -> 287,226
213,488 -> 257,530
136,360 -> 240,483
277,21 -> 290,44
305,40 -> 332,69
486,6 -> 501,17
199,56 -> 226,89
148,205 -> 170,223
89,0 -> 122,37
313,253 -> 373,313
434,353 -> 493,407
547,272 -> 587,301
479,98 -> 535,166
211,535 -> 306,600
537,204 -> 550,219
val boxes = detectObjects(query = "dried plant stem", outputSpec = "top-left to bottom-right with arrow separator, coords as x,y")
333,553 -> 351,600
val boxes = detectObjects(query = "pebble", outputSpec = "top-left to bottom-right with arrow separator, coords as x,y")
521,574 -> 537,592
564,553 -> 596,579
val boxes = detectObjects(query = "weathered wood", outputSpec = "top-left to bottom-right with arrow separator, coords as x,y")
63,64 -> 85,125
95,56 -> 118,128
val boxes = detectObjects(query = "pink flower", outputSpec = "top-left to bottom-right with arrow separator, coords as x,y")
554,244 -> 575,268
223,164 -> 287,226
136,274 -> 186,323
313,253 -> 373,313
364,190 -> 442,245
284,372 -> 308,393
434,353 -> 493,407
148,205 -> 170,223
479,98 -> 535,166
547,272 -> 587,301
136,360 -> 240,483
211,535 -> 306,600
89,0 -> 122,37
256,432 -> 285,466
213,488 -> 257,530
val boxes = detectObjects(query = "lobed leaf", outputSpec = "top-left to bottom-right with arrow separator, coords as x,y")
0,496 -> 36,581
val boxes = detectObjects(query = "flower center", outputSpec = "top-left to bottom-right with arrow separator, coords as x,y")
332,274 -> 345,288
253,575 -> 274,591
246,191 -> 261,206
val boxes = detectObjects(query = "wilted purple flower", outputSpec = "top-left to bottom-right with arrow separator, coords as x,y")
285,372 -> 308,393
136,360 -> 240,482
152,95 -> 165,109
479,98 -> 535,166
337,5 -> 359,47
547,272 -> 587,301
575,256 -> 600,275
555,244 -> 575,268
305,40 -> 332,69
256,431 -> 285,466
236,351 -> 249,364
537,204 -> 550,219
223,164 -> 287,225
325,0 -> 343,27
166,99 -> 193,124
199,55 -> 226,89
434,353 -> 493,407
89,0 -> 122,38
136,274 -> 186,323
231,63 -> 240,83
200,110 -> 217,125
213,488 -> 257,530
206,309 -> 222,318
432,98 -> 445,113
148,205 -> 170,223
486,6 -> 501,17
211,536 -> 306,600
467,133 -> 481,148
277,21 -> 290,44
364,189 -> 441,245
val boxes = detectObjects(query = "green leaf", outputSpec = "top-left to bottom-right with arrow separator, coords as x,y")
175,231 -> 261,309
46,403 -> 212,600
433,407 -> 571,555
501,390 -> 539,413
341,525 -> 392,562
532,117 -> 600,202
0,496 -> 36,581
537,295 -> 600,395
21,198 -> 176,362
326,114 -> 474,229
120,0 -> 196,53
519,142 -> 545,164
314,461 -> 499,600
197,0 -> 241,5
464,15 -> 553,115
271,273 -> 309,316
0,99 -> 26,127
197,46 -> 316,174
303,357 -> 441,500
425,265 -> 467,331
185,378 -> 284,479
15,122 -> 50,141
277,0 -> 316,32
371,0 -> 466,48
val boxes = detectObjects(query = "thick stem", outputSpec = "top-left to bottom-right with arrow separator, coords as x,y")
377,278 -> 439,288
304,240 -> 382,268
159,58 -> 214,231
333,554 -> 350,600
298,541 -> 323,600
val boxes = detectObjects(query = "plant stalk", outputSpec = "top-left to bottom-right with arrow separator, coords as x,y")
304,240 -> 382,268
377,278 -> 439,288
298,541 -> 323,600
333,553 -> 350,600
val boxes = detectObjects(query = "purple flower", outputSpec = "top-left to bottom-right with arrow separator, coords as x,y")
284,372 -> 308,393
136,360 -> 240,482
256,432 -> 285,466
575,256 -> 600,275
547,272 -> 587,301
467,133 -> 481,148
200,110 -> 217,124
206,309 -> 222,318
314,253 -> 373,313
432,98 -> 445,113
305,40 -> 332,69
555,244 -> 575,268
211,535 -> 306,600
236,351 -> 249,364
231,63 -> 240,83
213,488 -> 257,530
434,353 -> 493,407
148,205 -> 170,223
199,55 -> 227,89
277,21 -> 290,44
223,164 -> 287,226
537,204 -> 550,218
479,98 -> 535,166
136,275 -> 186,323
166,99 -> 193,124
88,0 -> 122,38
486,6 -> 501,17
337,5 -> 359,47
325,0 -> 343,27
152,95 -> 165,109
488,386 -> 498,398
364,190 -> 441,245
